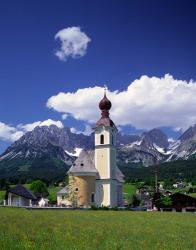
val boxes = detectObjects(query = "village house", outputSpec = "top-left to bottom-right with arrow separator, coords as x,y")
38,197 -> 49,207
156,192 -> 196,212
173,181 -> 186,189
57,186 -> 71,207
59,90 -> 124,208
5,185 -> 37,207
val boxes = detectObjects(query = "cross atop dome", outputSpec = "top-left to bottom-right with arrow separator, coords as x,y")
99,86 -> 112,111
95,85 -> 116,129
103,84 -> 107,95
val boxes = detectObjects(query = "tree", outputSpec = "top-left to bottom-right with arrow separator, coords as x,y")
160,196 -> 173,206
0,179 -> 10,190
30,180 -> 48,197
129,194 -> 140,207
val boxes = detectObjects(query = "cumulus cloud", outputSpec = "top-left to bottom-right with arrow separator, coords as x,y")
0,119 -> 64,142
47,74 -> 196,131
70,125 -> 93,136
54,26 -> 91,61
0,122 -> 24,142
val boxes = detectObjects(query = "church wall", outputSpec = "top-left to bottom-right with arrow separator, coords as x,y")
74,176 -> 96,207
95,129 -> 110,145
95,148 -> 109,179
117,183 -> 123,207
102,183 -> 110,206
109,147 -> 116,179
110,180 -> 118,207
95,180 -> 119,207
95,180 -> 110,207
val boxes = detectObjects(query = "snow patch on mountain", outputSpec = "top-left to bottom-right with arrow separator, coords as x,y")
65,148 -> 83,157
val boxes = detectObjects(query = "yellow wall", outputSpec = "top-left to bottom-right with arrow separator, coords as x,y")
95,148 -> 109,179
70,176 -> 96,207
57,196 -> 71,206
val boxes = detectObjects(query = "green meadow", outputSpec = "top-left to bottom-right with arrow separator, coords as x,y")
0,208 -> 195,250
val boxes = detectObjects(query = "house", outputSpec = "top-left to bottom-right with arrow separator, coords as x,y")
6,185 -> 37,207
38,198 -> 49,207
173,181 -> 185,189
143,198 -> 153,210
164,190 -> 173,196
156,193 -> 196,212
64,89 -> 124,208
57,187 -> 71,207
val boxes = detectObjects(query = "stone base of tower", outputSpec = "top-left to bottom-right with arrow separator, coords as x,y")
95,179 -> 119,207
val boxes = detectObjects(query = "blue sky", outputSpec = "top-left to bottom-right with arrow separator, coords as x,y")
0,0 -> 196,152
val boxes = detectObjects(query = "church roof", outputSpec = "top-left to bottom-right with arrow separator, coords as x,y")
57,186 -> 68,195
68,150 -> 98,176
96,117 -> 116,128
7,185 -> 37,200
68,149 -> 124,182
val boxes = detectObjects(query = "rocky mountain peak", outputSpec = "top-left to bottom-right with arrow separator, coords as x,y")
141,128 -> 169,149
179,124 -> 196,141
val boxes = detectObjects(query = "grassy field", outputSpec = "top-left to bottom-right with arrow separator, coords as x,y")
0,208 -> 196,250
189,193 -> 196,197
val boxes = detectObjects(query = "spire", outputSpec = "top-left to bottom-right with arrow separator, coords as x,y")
99,86 -> 112,112
95,86 -> 116,129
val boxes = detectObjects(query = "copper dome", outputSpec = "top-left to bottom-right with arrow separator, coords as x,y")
99,93 -> 112,111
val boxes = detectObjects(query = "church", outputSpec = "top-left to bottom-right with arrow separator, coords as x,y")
58,90 -> 124,208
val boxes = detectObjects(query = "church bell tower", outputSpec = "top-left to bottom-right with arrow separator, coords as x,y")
94,88 -> 118,207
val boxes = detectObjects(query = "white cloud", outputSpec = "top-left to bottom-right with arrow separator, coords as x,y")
47,74 -> 196,131
0,119 -> 64,142
0,122 -> 24,142
54,26 -> 91,61
70,124 -> 93,136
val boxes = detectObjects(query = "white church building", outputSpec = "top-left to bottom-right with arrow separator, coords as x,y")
58,90 -> 124,207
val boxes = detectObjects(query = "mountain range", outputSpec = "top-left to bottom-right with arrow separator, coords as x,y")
0,124 -> 195,182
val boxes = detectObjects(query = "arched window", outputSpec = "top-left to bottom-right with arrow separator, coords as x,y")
100,134 -> 104,144
91,193 -> 95,203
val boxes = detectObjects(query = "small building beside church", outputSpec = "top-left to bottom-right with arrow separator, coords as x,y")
57,186 -> 72,207
5,185 -> 37,207
63,90 -> 124,208
38,197 -> 49,207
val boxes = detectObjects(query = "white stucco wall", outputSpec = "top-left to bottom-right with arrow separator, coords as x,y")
94,125 -> 120,207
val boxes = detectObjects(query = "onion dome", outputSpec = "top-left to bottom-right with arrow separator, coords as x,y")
95,89 -> 117,130
99,93 -> 112,111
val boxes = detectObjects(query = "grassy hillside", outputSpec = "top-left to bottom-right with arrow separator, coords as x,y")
120,159 -> 196,183
123,183 -> 137,199
0,208 -> 195,250
0,157 -> 69,183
